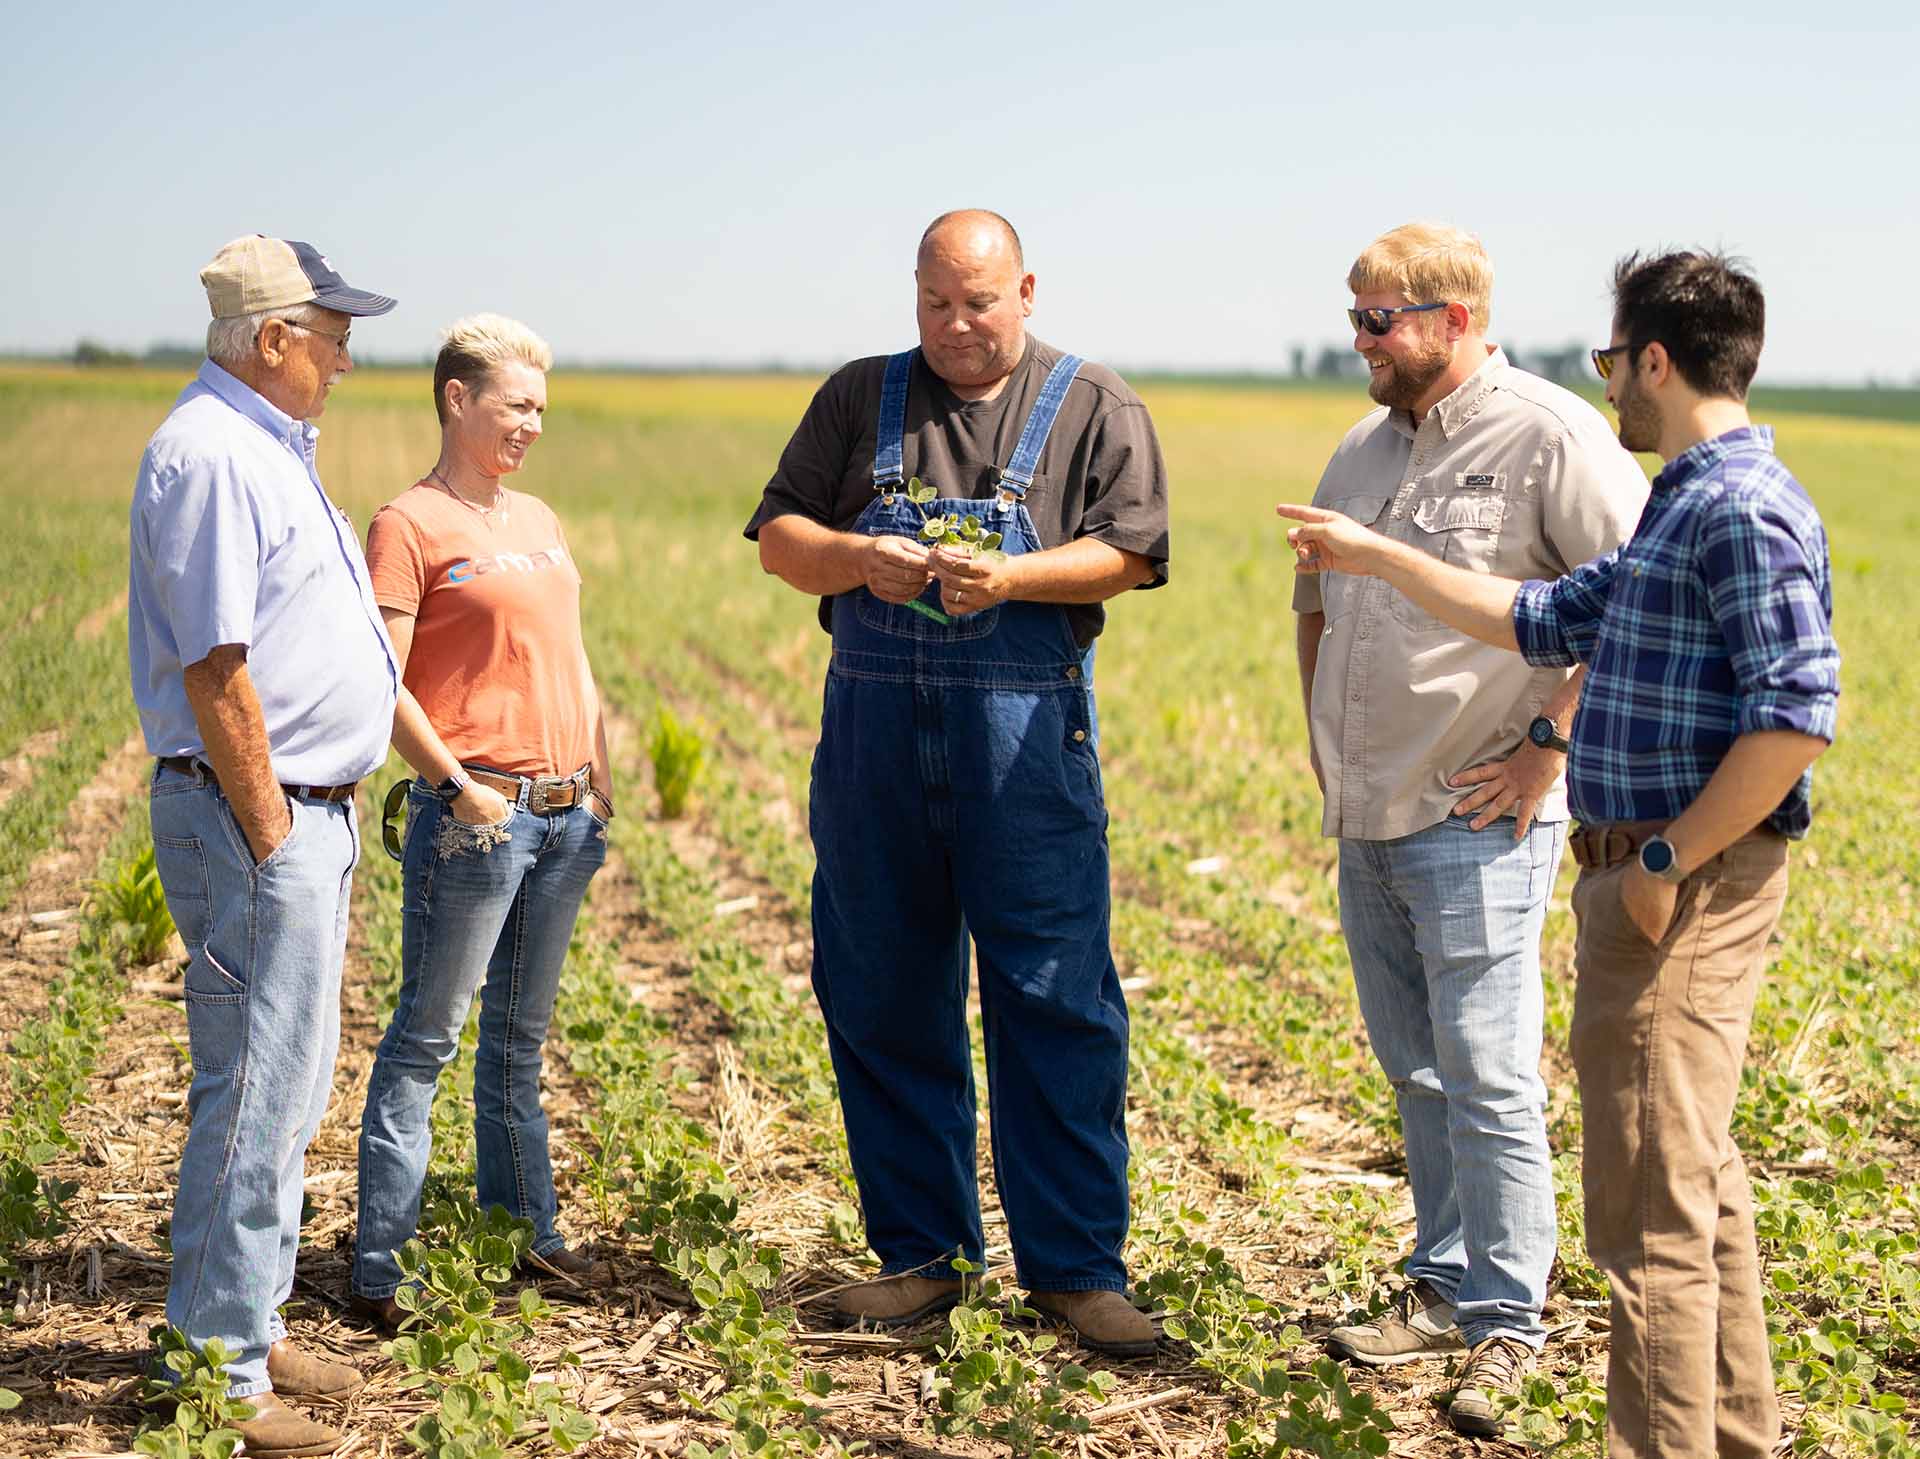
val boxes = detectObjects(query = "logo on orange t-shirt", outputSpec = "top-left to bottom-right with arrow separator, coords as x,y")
446,544 -> 569,584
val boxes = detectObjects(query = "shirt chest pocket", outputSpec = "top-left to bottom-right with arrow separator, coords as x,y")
1322,493 -> 1389,622
1408,477 -> 1509,568
1389,478 -> 1510,631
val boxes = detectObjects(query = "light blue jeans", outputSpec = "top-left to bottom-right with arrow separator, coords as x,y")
149,763 -> 358,1398
351,784 -> 607,1298
1337,813 -> 1566,1347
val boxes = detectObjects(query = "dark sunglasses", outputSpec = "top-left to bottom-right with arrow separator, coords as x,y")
380,779 -> 409,861
1591,343 -> 1636,380
1348,301 -> 1447,337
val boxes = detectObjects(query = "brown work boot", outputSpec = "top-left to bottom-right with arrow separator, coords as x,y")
347,1291 -> 407,1334
1327,1278 -> 1465,1367
830,1274 -> 964,1328
266,1340 -> 363,1402
1447,1334 -> 1536,1437
233,1391 -> 343,1458
520,1242 -> 613,1287
1025,1289 -> 1157,1358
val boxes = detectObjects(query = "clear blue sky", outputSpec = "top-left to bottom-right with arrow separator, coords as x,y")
5,2 -> 1912,384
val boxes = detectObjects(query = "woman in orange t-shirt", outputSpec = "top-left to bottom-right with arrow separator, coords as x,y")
350,314 -> 614,1326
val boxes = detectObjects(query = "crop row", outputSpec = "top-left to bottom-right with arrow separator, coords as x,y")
0,809 -> 159,1414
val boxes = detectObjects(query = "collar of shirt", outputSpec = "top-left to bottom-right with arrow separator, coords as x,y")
195,358 -> 320,462
1387,345 -> 1507,442
1651,424 -> 1775,494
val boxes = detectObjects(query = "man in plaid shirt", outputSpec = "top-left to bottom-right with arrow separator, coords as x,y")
1279,251 -> 1838,1459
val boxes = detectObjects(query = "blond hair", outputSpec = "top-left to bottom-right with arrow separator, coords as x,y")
433,313 -> 554,425
1347,222 -> 1493,334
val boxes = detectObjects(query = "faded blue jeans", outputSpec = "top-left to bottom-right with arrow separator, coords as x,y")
1337,813 -> 1566,1347
149,762 -> 358,1398
351,784 -> 606,1298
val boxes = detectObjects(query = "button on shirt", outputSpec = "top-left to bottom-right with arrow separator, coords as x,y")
128,360 -> 398,786
1511,426 -> 1838,838
1293,349 -> 1650,840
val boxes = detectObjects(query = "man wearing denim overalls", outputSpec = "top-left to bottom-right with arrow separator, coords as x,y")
746,210 -> 1170,1354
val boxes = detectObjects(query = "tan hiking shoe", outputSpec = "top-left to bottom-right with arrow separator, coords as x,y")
265,1340 -> 363,1402
1025,1289 -> 1157,1358
233,1391 -> 343,1458
831,1274 -> 964,1328
1327,1278 -> 1465,1367
1448,1334 -> 1536,1436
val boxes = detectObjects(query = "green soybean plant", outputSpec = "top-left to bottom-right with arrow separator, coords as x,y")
385,1198 -> 596,1457
1224,1358 -> 1395,1459
909,480 -> 1006,562
927,1260 -> 1118,1459
678,1243 -> 854,1459
134,1329 -> 256,1459
1497,1369 -> 1607,1456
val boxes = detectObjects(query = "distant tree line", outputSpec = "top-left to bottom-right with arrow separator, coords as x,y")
1287,341 -> 1595,386
72,340 -> 202,368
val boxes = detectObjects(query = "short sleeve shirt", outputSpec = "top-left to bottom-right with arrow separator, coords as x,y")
743,337 -> 1171,647
1294,349 -> 1650,839
366,483 -> 595,778
127,359 -> 398,786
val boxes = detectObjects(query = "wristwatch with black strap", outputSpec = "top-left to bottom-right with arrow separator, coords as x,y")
1527,715 -> 1571,754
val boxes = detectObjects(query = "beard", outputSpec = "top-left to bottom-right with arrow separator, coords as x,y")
1614,373 -> 1662,452
1365,332 -> 1452,411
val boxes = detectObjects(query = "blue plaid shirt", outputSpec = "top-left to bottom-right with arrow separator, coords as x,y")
1511,426 -> 1838,837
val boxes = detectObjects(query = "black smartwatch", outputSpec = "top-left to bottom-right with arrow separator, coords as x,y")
434,770 -> 471,801
1638,833 -> 1686,883
1527,716 -> 1570,753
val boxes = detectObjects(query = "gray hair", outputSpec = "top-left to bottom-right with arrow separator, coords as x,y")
205,301 -> 331,370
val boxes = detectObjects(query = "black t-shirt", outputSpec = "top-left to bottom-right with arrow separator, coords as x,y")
744,337 -> 1171,646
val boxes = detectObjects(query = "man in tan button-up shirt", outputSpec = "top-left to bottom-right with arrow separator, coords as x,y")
1294,223 -> 1647,1434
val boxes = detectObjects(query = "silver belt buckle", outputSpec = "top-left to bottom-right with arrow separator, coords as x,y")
527,778 -> 553,814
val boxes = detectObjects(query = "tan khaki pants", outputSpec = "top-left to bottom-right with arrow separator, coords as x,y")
1569,828 -> 1789,1459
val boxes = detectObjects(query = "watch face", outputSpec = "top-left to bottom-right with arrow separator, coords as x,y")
1530,719 -> 1550,746
1641,837 -> 1676,875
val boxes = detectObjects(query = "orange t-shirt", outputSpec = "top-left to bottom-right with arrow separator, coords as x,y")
365,481 -> 594,778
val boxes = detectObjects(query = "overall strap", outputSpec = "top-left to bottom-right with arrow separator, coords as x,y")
870,350 -> 915,491
997,354 -> 1085,499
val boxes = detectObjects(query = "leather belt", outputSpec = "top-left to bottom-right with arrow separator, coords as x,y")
158,756 -> 358,804
1568,822 -> 1666,871
466,765 -> 589,815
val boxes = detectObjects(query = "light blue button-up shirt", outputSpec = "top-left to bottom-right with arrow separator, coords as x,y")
128,359 -> 398,786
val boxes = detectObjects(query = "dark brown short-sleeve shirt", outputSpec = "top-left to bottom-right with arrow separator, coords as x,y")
744,336 -> 1170,646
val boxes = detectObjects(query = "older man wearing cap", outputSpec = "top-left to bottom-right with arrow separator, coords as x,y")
130,235 -> 398,1457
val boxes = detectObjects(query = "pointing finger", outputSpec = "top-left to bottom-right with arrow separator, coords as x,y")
1276,502 -> 1338,524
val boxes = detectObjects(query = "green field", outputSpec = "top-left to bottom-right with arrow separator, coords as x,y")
0,362 -> 1914,1457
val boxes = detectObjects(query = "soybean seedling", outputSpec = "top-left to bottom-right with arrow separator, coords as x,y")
898,479 -> 1006,625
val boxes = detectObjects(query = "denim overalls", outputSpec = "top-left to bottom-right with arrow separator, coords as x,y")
809,349 -> 1130,1294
